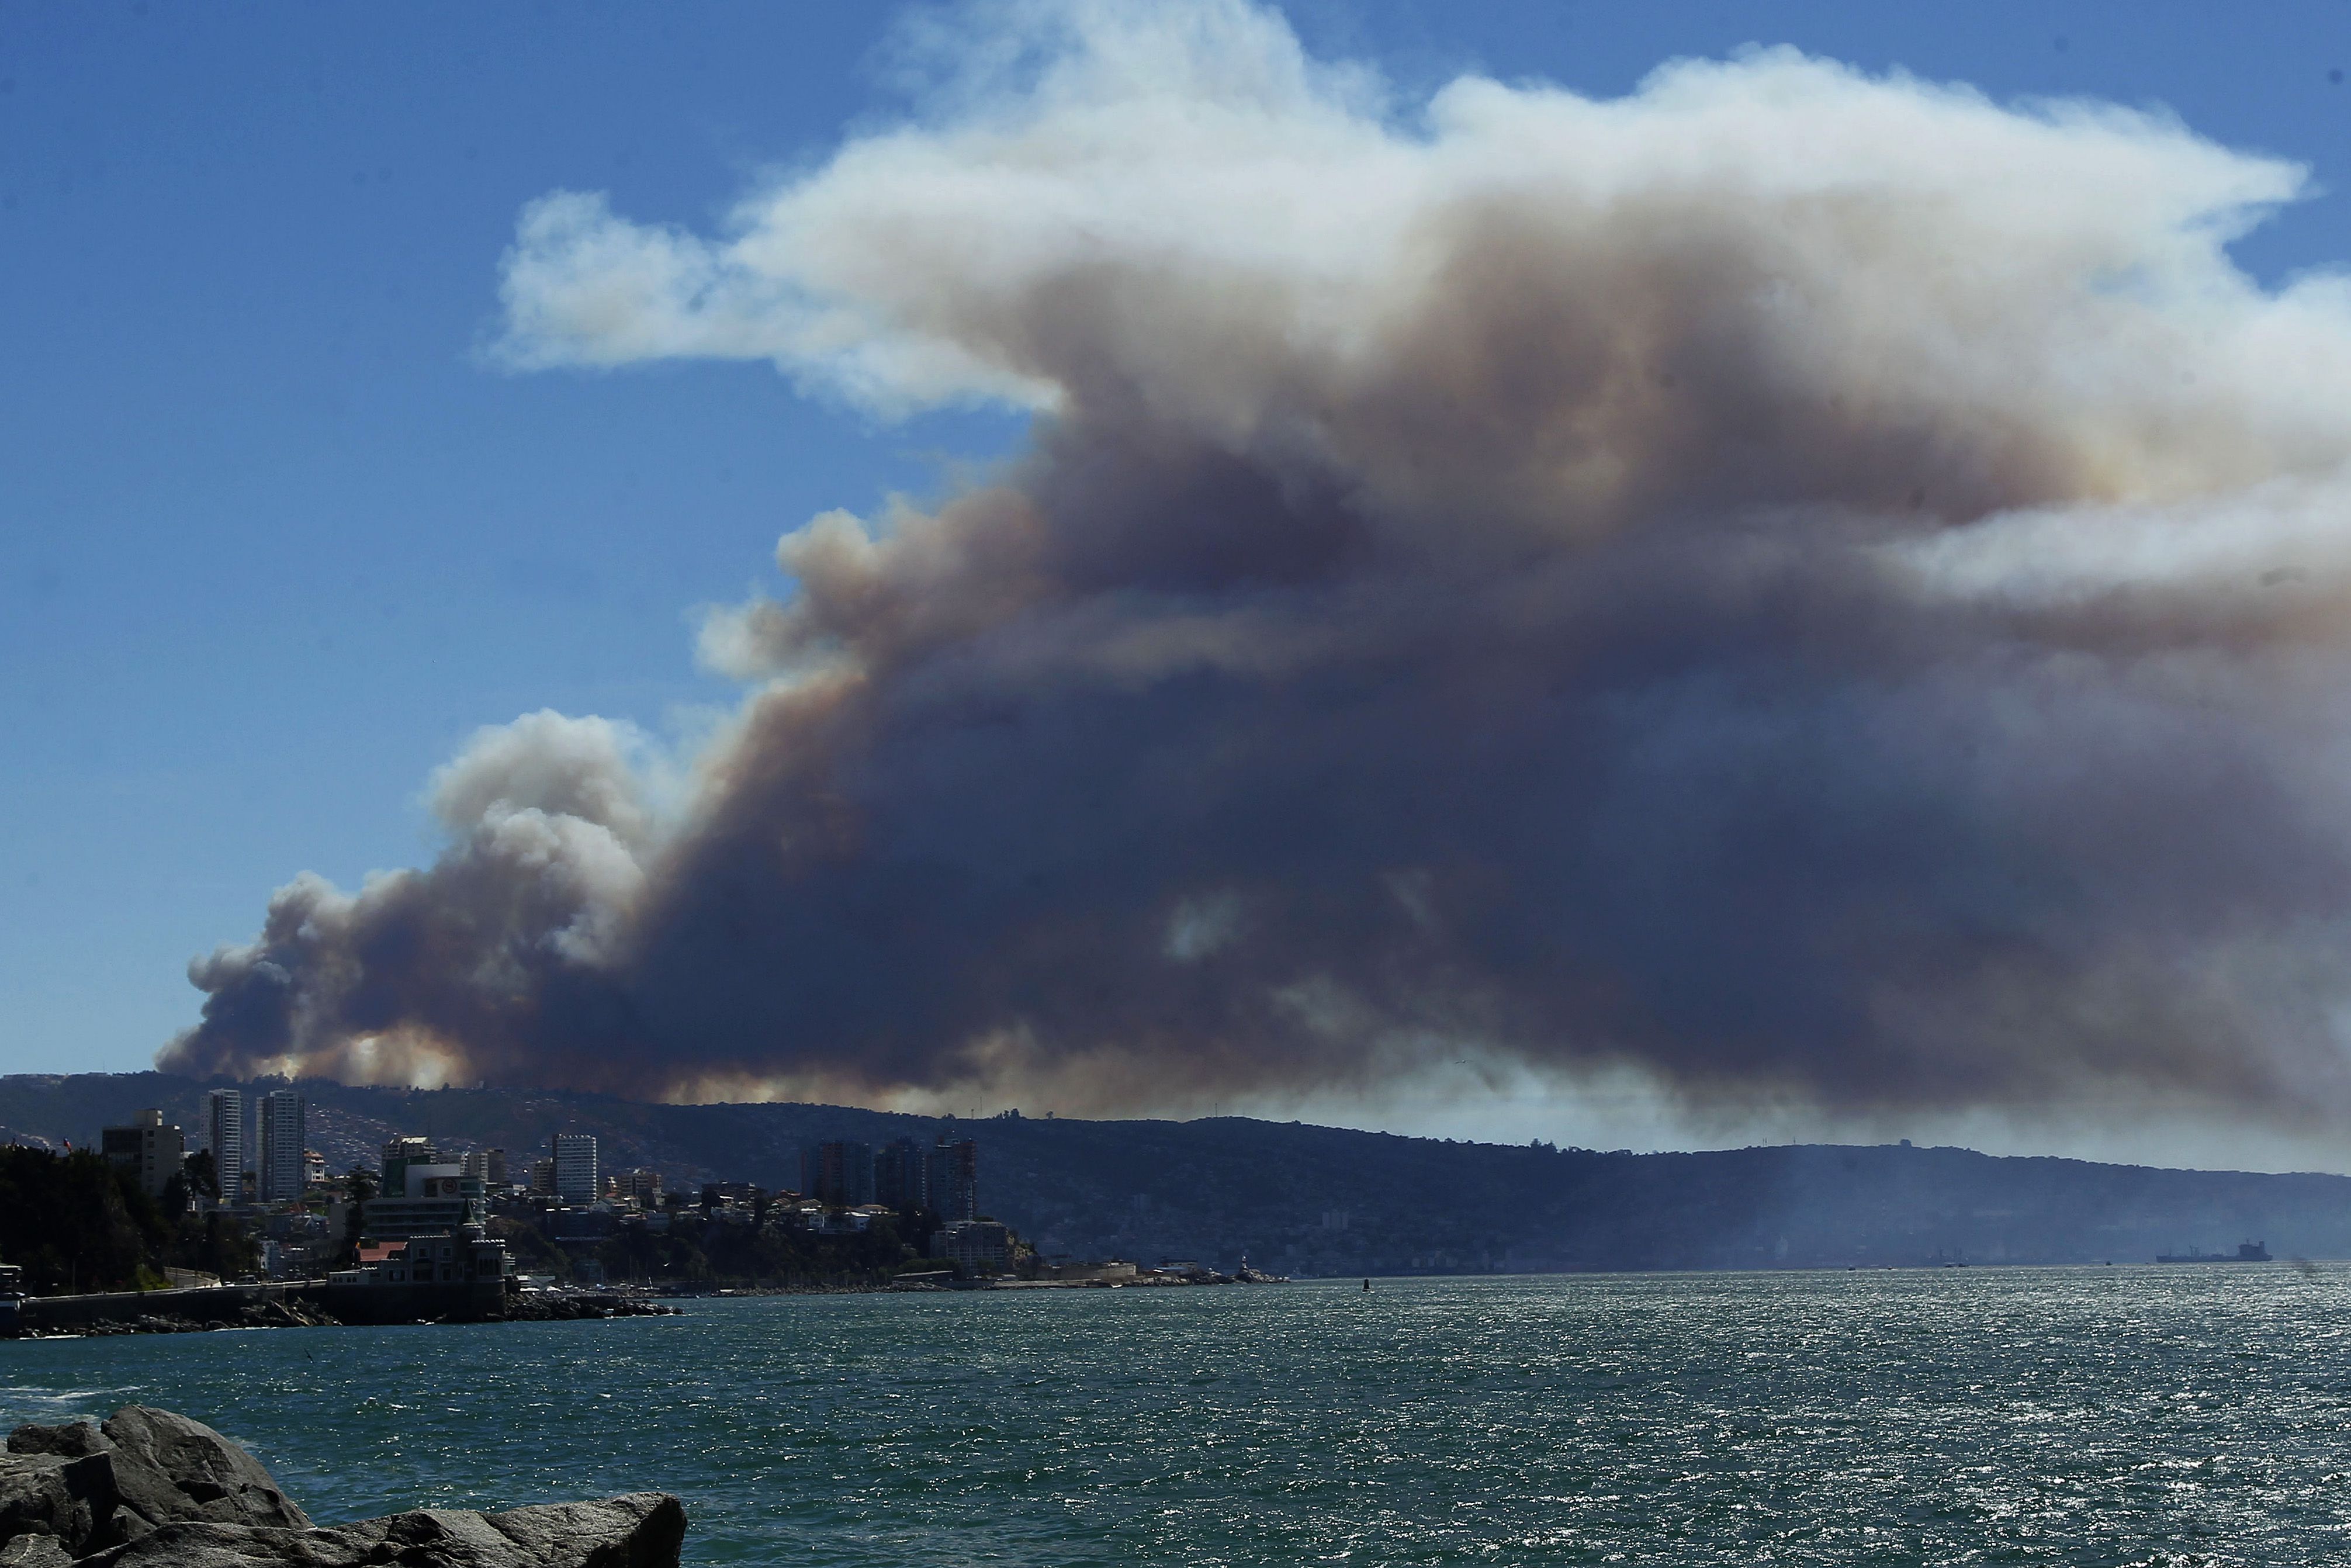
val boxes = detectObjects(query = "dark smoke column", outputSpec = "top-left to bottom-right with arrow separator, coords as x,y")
165,6 -> 2351,1129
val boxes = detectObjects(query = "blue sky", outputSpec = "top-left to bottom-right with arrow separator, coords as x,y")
8,0 -> 2351,1086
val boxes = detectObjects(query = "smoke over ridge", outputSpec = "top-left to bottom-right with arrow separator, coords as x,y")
162,3 -> 2351,1123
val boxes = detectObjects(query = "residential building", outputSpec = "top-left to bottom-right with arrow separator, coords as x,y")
361,1160 -> 486,1240
303,1150 -> 326,1188
875,1137 -> 927,1211
256,1089 -> 306,1202
101,1109 -> 184,1200
700,1181 -> 763,1214
552,1133 -> 599,1204
808,1140 -> 874,1207
259,1207 -> 331,1278
459,1148 -> 508,1188
926,1136 -> 979,1223
936,1219 -> 1011,1271
380,1136 -> 439,1196
618,1168 -> 663,1206
202,1090 -> 244,1204
528,1158 -> 557,1196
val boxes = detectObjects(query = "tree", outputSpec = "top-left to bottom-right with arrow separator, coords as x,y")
0,1148 -> 176,1294
182,1148 -> 220,1203
339,1165 -> 378,1266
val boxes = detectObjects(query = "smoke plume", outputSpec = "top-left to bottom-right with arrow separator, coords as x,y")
162,3 -> 2351,1124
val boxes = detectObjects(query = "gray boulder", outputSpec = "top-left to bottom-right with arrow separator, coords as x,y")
0,1534 -> 75,1567
3,1427 -> 109,1463
78,1493 -> 687,1568
95,1412 -> 308,1533
0,1452 -> 120,1557
0,1410 -> 681,1566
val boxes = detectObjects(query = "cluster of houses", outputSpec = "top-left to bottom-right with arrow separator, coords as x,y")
101,1105 -> 1014,1289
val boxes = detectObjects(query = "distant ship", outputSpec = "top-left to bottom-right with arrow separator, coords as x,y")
2155,1241 -> 2272,1264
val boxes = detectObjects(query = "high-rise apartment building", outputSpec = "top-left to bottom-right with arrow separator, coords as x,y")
552,1133 -> 599,1204
925,1136 -> 978,1223
875,1136 -> 927,1211
256,1089 -> 306,1203
808,1141 -> 875,1207
619,1168 -> 664,1206
460,1148 -> 508,1189
202,1089 -> 243,1204
380,1136 -> 439,1197
101,1109 -> 184,1199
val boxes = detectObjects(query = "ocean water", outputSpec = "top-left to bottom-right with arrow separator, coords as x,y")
5,1269 -> 2349,1564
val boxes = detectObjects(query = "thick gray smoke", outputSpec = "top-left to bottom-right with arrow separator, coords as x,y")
162,3 -> 2351,1124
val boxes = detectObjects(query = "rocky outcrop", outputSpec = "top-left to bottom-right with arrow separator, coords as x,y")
22,1302 -> 343,1340
96,1409 -> 311,1535
497,1297 -> 677,1324
0,1452 -> 119,1556
8,1410 -> 309,1542
0,1411 -> 681,1567
77,1494 -> 686,1568
0,1535 -> 76,1567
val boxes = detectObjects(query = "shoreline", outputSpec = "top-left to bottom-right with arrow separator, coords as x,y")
5,1285 -> 678,1339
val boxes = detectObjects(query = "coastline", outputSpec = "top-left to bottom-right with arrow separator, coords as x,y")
5,1283 -> 678,1339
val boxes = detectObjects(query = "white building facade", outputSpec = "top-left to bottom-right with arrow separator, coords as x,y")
203,1089 -> 243,1204
257,1088 -> 306,1203
553,1133 -> 599,1204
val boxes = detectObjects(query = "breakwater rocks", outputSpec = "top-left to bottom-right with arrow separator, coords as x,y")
0,1407 -> 685,1567
48,1301 -> 342,1339
10,1287 -> 680,1339
502,1295 -> 680,1324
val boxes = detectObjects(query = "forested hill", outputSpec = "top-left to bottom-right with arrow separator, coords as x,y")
8,1071 -> 2347,1276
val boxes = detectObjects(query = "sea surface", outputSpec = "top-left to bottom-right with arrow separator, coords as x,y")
5,1269 -> 2350,1564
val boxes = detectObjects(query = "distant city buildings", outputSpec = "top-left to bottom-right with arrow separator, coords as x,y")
552,1133 -> 599,1204
927,1137 -> 978,1223
70,1093 -> 1023,1294
936,1219 -> 1010,1271
100,1109 -> 184,1199
255,1088 -> 306,1202
799,1132 -> 979,1221
808,1140 -> 875,1207
362,1157 -> 485,1240
616,1167 -> 663,1206
202,1089 -> 244,1204
380,1136 -> 439,1195
700,1181 -> 761,1214
874,1137 -> 926,1210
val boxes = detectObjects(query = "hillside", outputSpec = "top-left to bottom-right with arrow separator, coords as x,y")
8,1072 -> 2344,1276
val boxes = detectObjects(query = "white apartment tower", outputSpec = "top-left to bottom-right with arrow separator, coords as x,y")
100,1109 -> 184,1200
256,1088 -> 307,1203
203,1089 -> 244,1204
552,1133 -> 599,1204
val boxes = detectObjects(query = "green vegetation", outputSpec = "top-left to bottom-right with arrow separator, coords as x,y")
0,1147 -> 259,1294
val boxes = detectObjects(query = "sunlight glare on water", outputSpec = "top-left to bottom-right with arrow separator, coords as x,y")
5,1269 -> 2349,1564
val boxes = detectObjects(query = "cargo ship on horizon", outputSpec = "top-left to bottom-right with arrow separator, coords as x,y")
2155,1241 -> 2271,1264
